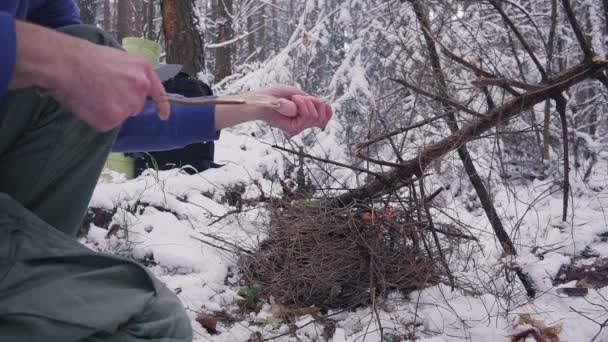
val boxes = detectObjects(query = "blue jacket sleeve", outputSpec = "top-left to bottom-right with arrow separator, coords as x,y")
28,1 -> 81,28
0,12 -> 17,103
113,94 -> 220,153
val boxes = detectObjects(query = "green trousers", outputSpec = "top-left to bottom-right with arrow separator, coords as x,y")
0,25 -> 192,341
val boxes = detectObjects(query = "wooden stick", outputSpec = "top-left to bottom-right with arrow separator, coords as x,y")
167,97 -> 281,109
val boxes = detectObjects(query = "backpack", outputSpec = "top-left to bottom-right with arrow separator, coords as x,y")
132,72 -> 221,176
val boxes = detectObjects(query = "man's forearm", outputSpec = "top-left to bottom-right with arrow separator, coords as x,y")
10,21 -> 258,133
10,20 -> 81,91
9,22 -> 170,132
214,97 -> 267,130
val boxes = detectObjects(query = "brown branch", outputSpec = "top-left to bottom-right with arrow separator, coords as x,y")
355,147 -> 404,168
425,186 -> 445,204
190,234 -> 253,255
420,26 -> 497,80
434,228 -> 478,241
561,0 -> 595,61
329,61 -> 604,206
471,77 -> 542,91
353,112 -> 456,169
388,78 -> 482,117
500,0 -> 550,53
271,145 -> 385,179
488,0 -> 548,80
420,25 -> 521,97
356,111 -> 454,154
409,0 -> 536,296
419,178 -> 455,289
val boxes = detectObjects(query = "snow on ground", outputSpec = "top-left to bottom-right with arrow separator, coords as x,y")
85,126 -> 608,341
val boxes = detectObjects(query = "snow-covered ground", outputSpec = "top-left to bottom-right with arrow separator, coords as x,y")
85,124 -> 608,341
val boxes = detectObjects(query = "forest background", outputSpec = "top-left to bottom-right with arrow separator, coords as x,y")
77,1 -> 608,341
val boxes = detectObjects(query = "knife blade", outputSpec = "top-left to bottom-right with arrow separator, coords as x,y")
153,64 -> 183,82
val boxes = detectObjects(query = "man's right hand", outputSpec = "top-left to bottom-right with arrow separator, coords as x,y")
10,21 -> 170,132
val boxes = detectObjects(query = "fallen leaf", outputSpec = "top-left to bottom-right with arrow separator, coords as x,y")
512,314 -> 561,342
195,314 -> 218,334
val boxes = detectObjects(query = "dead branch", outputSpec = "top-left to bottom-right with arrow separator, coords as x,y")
190,234 -> 252,255
471,77 -> 542,91
561,0 -> 595,61
419,178 -> 455,289
543,0 -> 560,162
356,110 -> 455,153
488,0 -> 548,80
420,25 -> 521,97
330,60 -> 605,208
271,144 -> 385,179
388,77 -> 482,117
410,0 -> 537,296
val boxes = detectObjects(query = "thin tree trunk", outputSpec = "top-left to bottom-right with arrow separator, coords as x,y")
162,0 -> 205,75
409,0 -> 536,297
604,0 -> 608,38
542,0 -> 559,162
145,0 -> 157,41
271,0 -> 279,52
102,0 -> 112,33
117,0 -> 133,41
556,96 -> 570,222
213,0 -> 233,81
76,0 -> 97,25
134,0 -> 145,37
259,3 -> 266,60
247,9 -> 256,59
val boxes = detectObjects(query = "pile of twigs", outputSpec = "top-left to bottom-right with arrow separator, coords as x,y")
240,199 -> 442,308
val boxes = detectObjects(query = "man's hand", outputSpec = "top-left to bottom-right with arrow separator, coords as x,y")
48,40 -> 170,132
10,21 -> 169,132
250,86 -> 332,136
216,85 -> 332,136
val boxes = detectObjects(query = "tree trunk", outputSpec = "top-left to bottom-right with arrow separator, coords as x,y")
161,0 -> 206,75
213,0 -> 233,81
271,0 -> 279,52
413,0 -> 537,296
542,0 -> 559,162
145,0 -> 157,41
258,3 -> 266,60
134,0 -> 145,37
75,0 -> 97,25
247,9 -> 256,60
116,0 -> 133,41
102,0 -> 112,33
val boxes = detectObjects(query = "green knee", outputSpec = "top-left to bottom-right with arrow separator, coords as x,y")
57,24 -> 123,49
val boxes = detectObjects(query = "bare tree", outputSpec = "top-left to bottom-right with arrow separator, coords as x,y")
307,0 -> 608,297
116,0 -> 133,41
144,0 -> 157,41
213,0 -> 234,81
75,0 -> 97,25
161,0 -> 205,74
102,0 -> 112,33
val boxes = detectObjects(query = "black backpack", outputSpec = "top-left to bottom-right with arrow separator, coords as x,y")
132,72 -> 221,176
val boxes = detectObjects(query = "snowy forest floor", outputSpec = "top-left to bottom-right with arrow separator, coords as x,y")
84,125 -> 608,342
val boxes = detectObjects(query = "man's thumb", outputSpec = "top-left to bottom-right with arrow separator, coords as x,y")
276,98 -> 298,117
